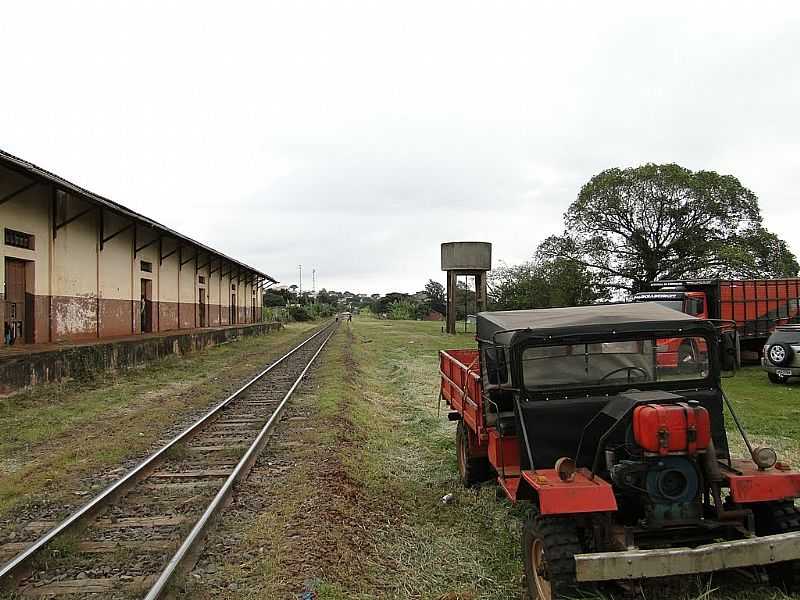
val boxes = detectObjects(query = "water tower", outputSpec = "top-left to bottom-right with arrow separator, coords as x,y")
441,242 -> 492,334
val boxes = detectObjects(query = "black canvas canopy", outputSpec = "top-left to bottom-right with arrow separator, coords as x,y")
477,303 -> 712,347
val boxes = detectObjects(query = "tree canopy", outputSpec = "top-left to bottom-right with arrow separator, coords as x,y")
490,255 -> 609,310
540,163 -> 799,293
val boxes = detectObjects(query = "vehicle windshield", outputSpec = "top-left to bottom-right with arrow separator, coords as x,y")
522,336 -> 710,390
652,300 -> 683,311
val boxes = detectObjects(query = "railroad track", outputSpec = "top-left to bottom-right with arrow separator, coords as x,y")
0,321 -> 338,599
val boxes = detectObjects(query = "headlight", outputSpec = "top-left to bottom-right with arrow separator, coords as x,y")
752,446 -> 778,470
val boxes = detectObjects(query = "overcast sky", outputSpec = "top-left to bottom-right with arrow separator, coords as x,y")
2,2 -> 799,294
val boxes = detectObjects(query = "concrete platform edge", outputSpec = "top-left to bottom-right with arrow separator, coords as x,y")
0,322 -> 282,395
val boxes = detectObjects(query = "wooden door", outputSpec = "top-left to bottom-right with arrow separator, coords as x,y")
230,293 -> 236,324
4,259 -> 26,344
140,279 -> 153,333
199,288 -> 206,327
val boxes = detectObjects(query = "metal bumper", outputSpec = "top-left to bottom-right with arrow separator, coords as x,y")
575,531 -> 800,582
761,358 -> 800,376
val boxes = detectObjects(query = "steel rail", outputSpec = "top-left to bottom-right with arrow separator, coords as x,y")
144,321 -> 338,599
0,321 -> 336,584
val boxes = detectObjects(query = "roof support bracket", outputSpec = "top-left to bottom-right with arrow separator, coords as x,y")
54,206 -> 96,239
160,245 -> 178,263
0,180 -> 38,207
135,234 -> 160,255
180,247 -> 196,267
101,220 -> 135,250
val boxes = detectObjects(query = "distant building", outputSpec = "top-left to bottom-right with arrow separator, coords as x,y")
1,150 -> 276,345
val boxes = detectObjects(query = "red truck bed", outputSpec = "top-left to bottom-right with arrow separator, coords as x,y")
717,279 -> 800,338
439,349 -> 484,439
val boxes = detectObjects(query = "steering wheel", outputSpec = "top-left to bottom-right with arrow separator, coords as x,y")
600,366 -> 649,382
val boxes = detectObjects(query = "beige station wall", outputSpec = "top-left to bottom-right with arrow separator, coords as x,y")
0,179 -> 51,293
158,242 -> 179,303
52,198 -> 99,340
208,265 -> 220,325
97,212 -> 135,337
2,164 -> 266,344
0,174 -> 52,343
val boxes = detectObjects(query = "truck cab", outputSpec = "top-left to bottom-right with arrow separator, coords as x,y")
633,288 -> 709,319
439,303 -> 800,599
632,289 -> 710,368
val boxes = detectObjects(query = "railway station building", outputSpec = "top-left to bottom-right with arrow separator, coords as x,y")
1,150 -> 275,347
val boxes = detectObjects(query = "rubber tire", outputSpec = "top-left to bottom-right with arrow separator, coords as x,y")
522,512 -> 582,599
456,420 -> 490,487
768,372 -> 789,384
767,343 -> 794,367
752,501 -> 800,592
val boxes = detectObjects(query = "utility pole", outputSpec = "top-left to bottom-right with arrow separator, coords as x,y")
299,264 -> 302,297
312,269 -> 316,303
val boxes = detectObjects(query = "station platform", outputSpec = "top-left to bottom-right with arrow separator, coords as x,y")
0,321 -> 282,395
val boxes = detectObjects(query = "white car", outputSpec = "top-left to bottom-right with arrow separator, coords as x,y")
762,325 -> 800,384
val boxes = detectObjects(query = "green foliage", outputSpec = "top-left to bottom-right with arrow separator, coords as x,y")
387,299 -> 417,320
370,292 -> 411,316
453,281 -> 476,320
490,255 -> 609,310
307,302 -> 336,319
288,305 -> 312,321
543,163 -> 799,293
316,289 -> 333,305
262,291 -> 287,307
263,306 -> 290,322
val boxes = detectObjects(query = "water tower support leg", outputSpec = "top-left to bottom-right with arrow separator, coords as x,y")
476,271 -> 488,313
446,270 -> 457,334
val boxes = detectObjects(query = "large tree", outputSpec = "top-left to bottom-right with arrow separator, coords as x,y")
541,163 -> 798,293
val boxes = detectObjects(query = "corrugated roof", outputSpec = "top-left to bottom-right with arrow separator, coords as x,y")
0,149 -> 277,284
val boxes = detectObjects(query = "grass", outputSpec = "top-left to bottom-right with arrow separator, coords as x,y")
0,322 -> 319,519
339,319 -> 524,599
723,367 -> 800,465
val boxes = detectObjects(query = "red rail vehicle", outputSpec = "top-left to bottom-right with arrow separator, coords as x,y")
440,303 -> 800,599
633,279 -> 800,364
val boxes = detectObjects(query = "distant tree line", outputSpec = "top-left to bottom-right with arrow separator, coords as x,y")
367,280 -> 450,320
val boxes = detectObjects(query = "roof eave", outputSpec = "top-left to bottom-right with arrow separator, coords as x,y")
0,149 -> 277,284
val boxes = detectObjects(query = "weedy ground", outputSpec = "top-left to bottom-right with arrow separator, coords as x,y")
0,322 -> 319,522
204,317 -> 796,600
